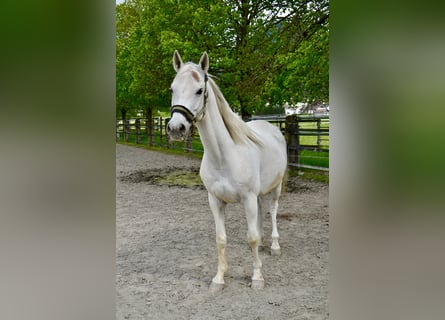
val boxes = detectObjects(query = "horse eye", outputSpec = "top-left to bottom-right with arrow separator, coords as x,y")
169,87 -> 173,94
196,88 -> 203,95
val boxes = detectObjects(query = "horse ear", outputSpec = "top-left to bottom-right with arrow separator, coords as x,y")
173,50 -> 183,72
199,52 -> 209,73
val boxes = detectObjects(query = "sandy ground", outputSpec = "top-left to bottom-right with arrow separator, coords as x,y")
116,144 -> 329,320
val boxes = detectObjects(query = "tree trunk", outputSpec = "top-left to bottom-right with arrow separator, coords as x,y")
238,94 -> 251,121
241,107 -> 250,121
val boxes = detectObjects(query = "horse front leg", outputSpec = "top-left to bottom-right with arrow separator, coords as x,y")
244,193 -> 264,289
208,192 -> 227,293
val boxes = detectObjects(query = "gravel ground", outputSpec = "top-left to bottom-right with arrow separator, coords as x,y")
116,144 -> 329,320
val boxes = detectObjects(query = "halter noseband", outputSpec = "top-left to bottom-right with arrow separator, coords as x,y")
170,74 -> 208,124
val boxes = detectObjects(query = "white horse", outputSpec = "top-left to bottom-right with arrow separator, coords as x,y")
167,51 -> 287,291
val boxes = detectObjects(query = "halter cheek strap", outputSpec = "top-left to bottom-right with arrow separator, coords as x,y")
170,74 -> 208,124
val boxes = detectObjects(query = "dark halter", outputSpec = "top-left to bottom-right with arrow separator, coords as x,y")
170,74 -> 208,124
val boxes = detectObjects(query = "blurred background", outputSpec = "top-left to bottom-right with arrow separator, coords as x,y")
0,0 -> 444,319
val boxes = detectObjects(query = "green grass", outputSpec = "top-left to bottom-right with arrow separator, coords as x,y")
288,166 -> 329,183
156,171 -> 203,187
299,150 -> 329,168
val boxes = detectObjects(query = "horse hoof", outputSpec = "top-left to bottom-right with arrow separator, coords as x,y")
271,247 -> 281,256
209,281 -> 224,294
251,279 -> 265,290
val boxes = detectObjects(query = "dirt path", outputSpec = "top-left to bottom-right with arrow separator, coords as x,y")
116,144 -> 329,320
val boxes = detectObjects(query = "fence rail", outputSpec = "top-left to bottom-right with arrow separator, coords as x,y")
284,115 -> 329,171
116,114 -> 329,171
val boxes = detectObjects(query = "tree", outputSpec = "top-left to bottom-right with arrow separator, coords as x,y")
262,15 -> 329,109
116,0 -> 175,144
116,2 -> 139,121
215,0 -> 329,118
116,0 -> 329,121
116,2 -> 140,141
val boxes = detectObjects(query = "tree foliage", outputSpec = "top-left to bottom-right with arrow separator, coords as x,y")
116,0 -> 329,118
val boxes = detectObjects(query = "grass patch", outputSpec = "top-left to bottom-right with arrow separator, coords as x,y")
299,150 -> 329,168
288,166 -> 329,183
156,171 -> 203,187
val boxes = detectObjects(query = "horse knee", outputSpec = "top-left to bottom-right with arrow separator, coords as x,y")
247,229 -> 260,243
216,234 -> 226,245
248,235 -> 261,250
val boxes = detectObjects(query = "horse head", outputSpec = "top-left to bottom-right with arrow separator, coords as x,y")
167,50 -> 209,141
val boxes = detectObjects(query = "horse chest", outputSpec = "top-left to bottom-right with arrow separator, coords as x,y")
201,172 -> 242,203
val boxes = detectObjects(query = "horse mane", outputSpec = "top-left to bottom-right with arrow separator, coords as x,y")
207,76 -> 262,146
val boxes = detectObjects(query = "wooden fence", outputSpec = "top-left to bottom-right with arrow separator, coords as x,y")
284,115 -> 329,171
116,114 -> 329,171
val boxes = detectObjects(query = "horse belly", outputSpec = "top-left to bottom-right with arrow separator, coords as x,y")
252,124 -> 287,195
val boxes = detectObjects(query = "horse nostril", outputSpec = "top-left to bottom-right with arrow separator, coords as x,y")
179,124 -> 186,133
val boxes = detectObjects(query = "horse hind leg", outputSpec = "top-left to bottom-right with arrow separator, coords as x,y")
269,184 -> 282,256
257,197 -> 267,251
245,194 -> 264,289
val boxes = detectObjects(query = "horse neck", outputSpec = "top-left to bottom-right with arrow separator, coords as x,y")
195,86 -> 235,162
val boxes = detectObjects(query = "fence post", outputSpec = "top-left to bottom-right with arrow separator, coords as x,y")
184,125 -> 195,152
125,119 -> 130,142
317,118 -> 321,151
158,117 -> 162,146
135,118 -> 140,144
285,115 -> 299,166
116,121 -> 120,141
146,117 -> 152,146
144,117 -> 148,146
165,118 -> 171,148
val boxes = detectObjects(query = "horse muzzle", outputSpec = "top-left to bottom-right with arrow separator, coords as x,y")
166,114 -> 192,141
